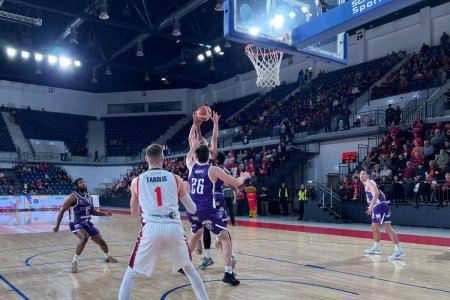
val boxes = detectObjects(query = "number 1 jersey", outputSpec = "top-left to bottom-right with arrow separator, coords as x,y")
138,168 -> 181,224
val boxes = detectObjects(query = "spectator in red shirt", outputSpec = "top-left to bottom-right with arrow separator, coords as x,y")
412,115 -> 423,134
411,151 -> 425,166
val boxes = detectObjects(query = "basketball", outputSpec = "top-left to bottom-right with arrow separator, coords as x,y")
196,105 -> 212,122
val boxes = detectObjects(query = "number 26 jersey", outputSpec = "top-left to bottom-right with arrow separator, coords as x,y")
188,162 -> 215,211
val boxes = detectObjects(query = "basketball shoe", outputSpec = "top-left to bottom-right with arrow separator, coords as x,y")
388,249 -> 406,260
198,257 -> 214,270
103,255 -> 118,263
364,246 -> 381,255
71,261 -> 77,273
223,272 -> 240,286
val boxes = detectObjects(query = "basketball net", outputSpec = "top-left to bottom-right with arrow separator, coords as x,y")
245,44 -> 283,88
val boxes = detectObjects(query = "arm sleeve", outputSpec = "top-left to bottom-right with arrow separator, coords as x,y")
180,194 -> 196,214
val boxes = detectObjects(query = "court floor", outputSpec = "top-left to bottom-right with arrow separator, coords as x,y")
0,210 -> 450,299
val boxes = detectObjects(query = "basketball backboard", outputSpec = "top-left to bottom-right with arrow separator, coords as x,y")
224,0 -> 349,64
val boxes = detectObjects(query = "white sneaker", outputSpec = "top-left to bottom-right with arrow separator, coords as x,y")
388,250 -> 406,260
364,246 -> 381,255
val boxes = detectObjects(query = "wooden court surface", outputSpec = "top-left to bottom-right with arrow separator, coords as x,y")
0,212 -> 450,300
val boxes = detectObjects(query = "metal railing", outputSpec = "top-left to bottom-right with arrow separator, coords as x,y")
309,182 -> 343,221
401,87 -> 440,127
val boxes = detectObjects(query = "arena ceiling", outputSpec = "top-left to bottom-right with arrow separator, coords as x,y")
0,0 -> 446,92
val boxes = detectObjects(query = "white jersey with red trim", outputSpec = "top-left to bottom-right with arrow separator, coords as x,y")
137,168 -> 181,224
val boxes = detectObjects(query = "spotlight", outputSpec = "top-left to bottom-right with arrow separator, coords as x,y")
21,51 -> 30,60
213,45 -> 221,54
34,53 -> 43,62
289,11 -> 296,18
99,0 -> 109,20
301,7 -> 308,13
270,15 -> 284,29
161,77 -> 166,81
215,0 -> 224,12
136,40 -> 144,56
197,54 -> 205,62
105,65 -> 112,75
205,49 -> 212,57
172,18 -> 181,36
219,51 -> 224,55
6,47 -> 17,58
59,57 -> 72,68
74,60 -> 82,67
48,55 -> 57,65
249,27 -> 260,36
144,72 -> 150,81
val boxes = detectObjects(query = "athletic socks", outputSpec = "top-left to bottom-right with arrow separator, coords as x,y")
394,244 -> 401,251
374,242 -> 380,249
205,249 -> 211,259
73,255 -> 78,263
224,266 -> 232,274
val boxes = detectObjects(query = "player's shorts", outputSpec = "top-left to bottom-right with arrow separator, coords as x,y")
371,202 -> 391,224
215,193 -> 228,221
186,209 -> 227,236
128,222 -> 191,277
69,221 -> 100,237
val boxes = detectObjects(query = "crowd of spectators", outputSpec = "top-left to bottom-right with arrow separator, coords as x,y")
224,52 -> 404,142
340,117 -> 450,205
14,162 -> 73,195
371,33 -> 450,99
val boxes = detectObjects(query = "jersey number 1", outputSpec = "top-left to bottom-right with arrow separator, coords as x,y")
154,187 -> 163,206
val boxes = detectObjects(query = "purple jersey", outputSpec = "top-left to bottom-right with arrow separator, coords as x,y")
365,185 -> 386,204
69,192 -> 92,223
189,162 -> 215,210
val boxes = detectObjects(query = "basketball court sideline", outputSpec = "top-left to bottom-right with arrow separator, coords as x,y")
0,210 -> 449,299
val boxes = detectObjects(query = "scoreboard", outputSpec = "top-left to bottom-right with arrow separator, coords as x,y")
342,151 -> 358,163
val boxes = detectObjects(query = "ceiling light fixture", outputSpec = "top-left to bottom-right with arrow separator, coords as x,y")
136,40 -> 144,56
172,18 -> 181,36
197,54 -> 205,62
215,0 -> 224,12
213,45 -> 221,54
74,60 -> 82,67
34,53 -> 43,62
6,47 -> 16,58
21,50 -> 30,60
105,65 -> 112,75
205,49 -> 212,57
48,55 -> 57,65
99,0 -> 109,20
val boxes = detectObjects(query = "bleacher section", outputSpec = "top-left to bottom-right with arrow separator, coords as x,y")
16,163 -> 73,195
14,109 -> 95,156
166,93 -> 260,152
371,42 -> 450,99
225,53 -> 403,136
103,114 -> 185,156
0,115 -> 16,152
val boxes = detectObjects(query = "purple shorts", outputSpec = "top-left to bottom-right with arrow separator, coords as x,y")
69,221 -> 100,237
371,202 -> 391,224
186,209 -> 227,235
215,193 -> 228,221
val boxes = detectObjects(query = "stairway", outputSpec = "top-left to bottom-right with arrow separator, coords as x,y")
2,112 -> 32,156
87,120 -> 105,160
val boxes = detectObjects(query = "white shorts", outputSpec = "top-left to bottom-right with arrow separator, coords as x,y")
128,222 -> 191,277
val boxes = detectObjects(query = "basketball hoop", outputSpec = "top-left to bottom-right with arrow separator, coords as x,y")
245,44 -> 284,88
